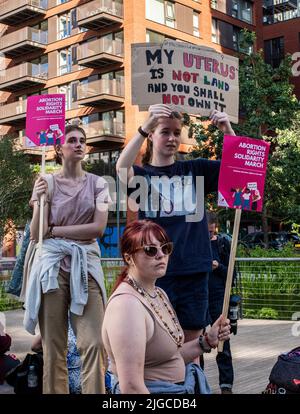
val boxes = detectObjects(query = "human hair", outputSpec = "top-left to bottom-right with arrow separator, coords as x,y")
111,220 -> 170,294
141,111 -> 184,166
207,210 -> 218,226
54,124 -> 87,165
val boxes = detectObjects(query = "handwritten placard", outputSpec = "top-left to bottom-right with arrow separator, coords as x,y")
132,40 -> 239,123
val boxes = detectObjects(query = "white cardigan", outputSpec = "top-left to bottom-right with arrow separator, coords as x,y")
23,238 -> 107,334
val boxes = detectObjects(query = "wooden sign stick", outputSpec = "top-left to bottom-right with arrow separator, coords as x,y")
38,145 -> 46,257
217,208 -> 241,352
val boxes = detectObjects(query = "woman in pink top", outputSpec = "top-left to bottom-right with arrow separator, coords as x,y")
102,220 -> 231,394
29,125 -> 110,394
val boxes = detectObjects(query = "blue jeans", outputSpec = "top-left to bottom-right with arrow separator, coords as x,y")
208,273 -> 234,389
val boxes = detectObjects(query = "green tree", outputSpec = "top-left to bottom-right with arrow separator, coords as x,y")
188,30 -> 299,243
0,136 -> 35,243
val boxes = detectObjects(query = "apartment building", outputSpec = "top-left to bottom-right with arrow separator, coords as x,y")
0,0 -> 299,254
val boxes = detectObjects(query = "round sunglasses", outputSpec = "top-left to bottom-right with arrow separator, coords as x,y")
135,242 -> 173,257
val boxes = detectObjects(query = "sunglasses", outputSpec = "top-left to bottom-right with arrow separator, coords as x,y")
136,242 -> 173,257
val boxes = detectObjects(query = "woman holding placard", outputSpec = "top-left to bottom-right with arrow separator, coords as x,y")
116,105 -> 235,351
26,125 -> 111,394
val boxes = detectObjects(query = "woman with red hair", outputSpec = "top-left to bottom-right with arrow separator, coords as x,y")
102,220 -> 231,394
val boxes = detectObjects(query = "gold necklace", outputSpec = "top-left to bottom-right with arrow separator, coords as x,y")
125,276 -> 183,347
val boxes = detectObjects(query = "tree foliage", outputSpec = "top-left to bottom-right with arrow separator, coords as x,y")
0,136 -> 35,242
188,30 -> 300,233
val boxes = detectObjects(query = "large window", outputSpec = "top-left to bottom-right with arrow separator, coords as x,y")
193,11 -> 200,37
146,0 -> 176,28
59,46 -> 77,75
58,10 -> 77,40
211,18 -> 219,43
58,83 -> 77,110
232,0 -> 253,23
264,37 -> 285,68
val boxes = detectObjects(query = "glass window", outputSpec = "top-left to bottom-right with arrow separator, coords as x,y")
59,47 -> 76,75
146,0 -> 176,28
264,37 -> 285,68
146,30 -> 166,43
232,0 -> 252,24
211,18 -> 218,43
193,12 -> 200,37
58,83 -> 77,110
58,10 -> 77,40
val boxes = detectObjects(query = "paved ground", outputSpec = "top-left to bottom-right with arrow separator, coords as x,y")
1,309 -> 299,394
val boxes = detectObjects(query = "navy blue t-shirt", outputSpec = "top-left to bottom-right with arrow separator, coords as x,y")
130,158 -> 220,276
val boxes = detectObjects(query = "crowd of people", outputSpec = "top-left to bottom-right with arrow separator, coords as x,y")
3,104 -> 237,394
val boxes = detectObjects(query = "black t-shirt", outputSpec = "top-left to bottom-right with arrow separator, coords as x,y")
130,158 -> 220,276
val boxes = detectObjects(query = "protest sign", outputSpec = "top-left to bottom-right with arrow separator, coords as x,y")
131,40 -> 239,123
25,94 -> 65,147
218,135 -> 270,212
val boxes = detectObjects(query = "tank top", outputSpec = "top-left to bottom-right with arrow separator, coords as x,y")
104,282 -> 186,383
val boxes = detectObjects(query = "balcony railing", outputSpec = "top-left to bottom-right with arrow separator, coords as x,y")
264,0 -> 298,10
0,27 -> 47,57
82,120 -> 125,147
77,78 -> 124,106
0,62 -> 48,91
77,37 -> 124,68
77,0 -> 123,30
0,100 -> 27,124
0,0 -> 48,25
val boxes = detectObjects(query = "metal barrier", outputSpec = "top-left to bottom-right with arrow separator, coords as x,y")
1,257 -> 300,321
234,258 -> 300,320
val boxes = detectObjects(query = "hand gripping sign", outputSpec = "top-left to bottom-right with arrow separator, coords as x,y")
217,135 -> 270,351
25,94 -> 66,255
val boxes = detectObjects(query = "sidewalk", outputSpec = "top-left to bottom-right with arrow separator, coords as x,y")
1,309 -> 299,394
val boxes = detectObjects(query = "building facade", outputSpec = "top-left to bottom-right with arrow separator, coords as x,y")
0,0 -> 299,255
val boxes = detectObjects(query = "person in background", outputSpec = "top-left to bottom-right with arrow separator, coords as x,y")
207,211 -> 235,394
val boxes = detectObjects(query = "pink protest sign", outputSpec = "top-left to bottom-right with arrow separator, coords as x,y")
25,94 -> 65,146
218,135 -> 270,212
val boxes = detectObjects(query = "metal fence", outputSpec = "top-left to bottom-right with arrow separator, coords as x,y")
1,257 -> 300,320
234,258 -> 300,320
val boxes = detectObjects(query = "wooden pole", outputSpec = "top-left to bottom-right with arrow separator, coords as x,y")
217,208 -> 242,352
38,146 -> 46,257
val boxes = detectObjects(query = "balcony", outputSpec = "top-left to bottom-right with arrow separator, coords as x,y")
264,0 -> 298,13
77,37 -> 124,68
77,0 -> 123,30
0,0 -> 48,26
0,62 -> 48,92
0,27 -> 47,58
77,78 -> 124,107
0,100 -> 27,125
82,120 -> 125,149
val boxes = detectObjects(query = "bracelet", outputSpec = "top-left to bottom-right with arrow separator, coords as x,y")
198,335 -> 211,353
204,332 -> 217,349
138,126 -> 149,138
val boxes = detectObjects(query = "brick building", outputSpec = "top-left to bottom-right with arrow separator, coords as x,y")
0,0 -> 299,255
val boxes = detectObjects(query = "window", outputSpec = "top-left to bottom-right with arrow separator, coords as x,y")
233,27 -> 253,53
58,10 -> 77,40
211,18 -> 219,43
264,37 -> 285,68
31,20 -> 48,43
59,47 -> 77,75
232,0 -> 253,23
58,83 -> 77,110
146,30 -> 167,43
211,0 -> 218,9
146,0 -> 176,28
193,11 -> 200,37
